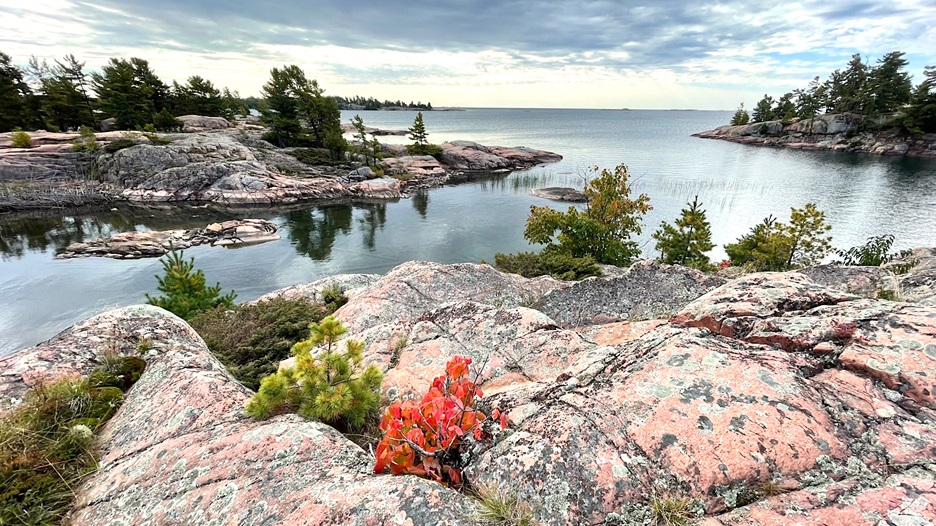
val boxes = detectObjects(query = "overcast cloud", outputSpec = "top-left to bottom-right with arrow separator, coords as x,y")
1,0 -> 934,108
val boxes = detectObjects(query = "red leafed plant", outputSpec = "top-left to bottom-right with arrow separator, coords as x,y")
373,355 -> 507,487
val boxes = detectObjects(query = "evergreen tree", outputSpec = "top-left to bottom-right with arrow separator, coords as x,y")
171,75 -> 226,118
0,51 -> 33,132
351,114 -> 370,165
92,57 -> 168,130
408,111 -> 429,147
903,65 -> 936,133
724,215 -> 791,271
245,315 -> 384,431
783,203 -> 833,267
145,246 -> 236,320
866,51 -> 913,114
651,196 -> 714,269
752,95 -> 776,122
826,54 -> 869,113
57,54 -> 97,128
260,65 -> 345,156
773,92 -> 797,121
730,103 -> 750,125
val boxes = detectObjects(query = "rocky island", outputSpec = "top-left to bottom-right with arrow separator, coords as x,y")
1,248 -> 935,525
694,113 -> 936,158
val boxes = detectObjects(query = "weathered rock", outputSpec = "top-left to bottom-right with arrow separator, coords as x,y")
892,247 -> 936,304
177,114 -> 233,132
440,141 -> 563,172
382,155 -> 447,178
2,261 -> 934,525
252,273 -> 381,304
537,261 -> 727,327
56,219 -> 280,259
530,187 -> 587,202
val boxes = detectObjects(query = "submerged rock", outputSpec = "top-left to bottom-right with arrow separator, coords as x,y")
1,259 -> 934,525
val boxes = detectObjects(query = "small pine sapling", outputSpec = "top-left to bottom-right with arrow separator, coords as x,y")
145,245 -> 236,320
245,316 -> 383,431
373,355 -> 508,487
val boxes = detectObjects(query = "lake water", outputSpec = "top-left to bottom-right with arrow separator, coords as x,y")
2,109 -> 935,356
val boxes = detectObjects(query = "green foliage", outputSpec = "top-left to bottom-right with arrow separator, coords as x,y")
103,138 -> 137,153
730,103 -> 750,125
190,297 -> 338,390
725,203 -> 833,271
72,125 -> 99,152
152,107 -> 182,132
0,357 -> 143,525
724,215 -> 793,271
524,164 -> 651,266
91,57 -> 169,130
0,51 -> 35,133
474,484 -> 533,526
11,128 -> 31,148
494,250 -> 602,281
902,66 -> 936,133
836,234 -> 900,266
259,65 -> 346,158
145,246 -> 236,320
408,111 -> 429,146
171,75 -> 229,118
652,195 -> 714,269
287,147 -> 344,166
752,95 -> 776,122
351,113 -> 371,165
245,315 -> 383,431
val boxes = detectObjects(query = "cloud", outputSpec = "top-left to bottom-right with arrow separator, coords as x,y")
1,0 -> 934,108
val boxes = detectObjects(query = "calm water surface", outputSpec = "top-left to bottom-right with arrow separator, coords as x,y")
2,109 -> 934,355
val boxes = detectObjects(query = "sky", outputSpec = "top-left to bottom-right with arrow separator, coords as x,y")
1,0 -> 935,109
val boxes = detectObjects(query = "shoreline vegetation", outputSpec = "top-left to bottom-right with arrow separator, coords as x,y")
695,51 -> 936,157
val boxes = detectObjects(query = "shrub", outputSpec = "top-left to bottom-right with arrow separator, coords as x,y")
288,147 -> 346,166
836,234 -> 901,266
524,164 -> 651,266
190,297 -> 334,390
374,356 -> 507,487
245,316 -> 383,431
145,245 -> 236,320
494,250 -> 601,281
152,108 -> 183,132
72,126 -> 99,152
725,203 -> 832,271
724,215 -> 791,271
11,128 -> 31,148
649,495 -> 692,526
406,143 -> 444,157
0,357 -> 144,525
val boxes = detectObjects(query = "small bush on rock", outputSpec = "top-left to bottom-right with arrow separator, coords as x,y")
72,125 -> 99,152
245,316 -> 383,431
836,234 -> 907,266
103,138 -> 137,153
11,128 -> 31,148
374,356 -> 507,487
190,297 -> 335,390
474,484 -> 533,526
494,250 -> 601,281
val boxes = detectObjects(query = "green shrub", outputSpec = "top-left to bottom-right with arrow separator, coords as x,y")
836,234 -> 900,266
145,245 -> 236,320
11,128 -> 31,148
494,251 -> 602,281
152,108 -> 183,132
245,315 -> 383,431
190,297 -> 334,390
72,126 -> 100,152
725,203 -> 832,271
651,196 -> 714,269
104,138 -> 137,153
474,484 -> 533,526
0,357 -> 144,525
288,147 -> 346,166
406,143 -> 444,157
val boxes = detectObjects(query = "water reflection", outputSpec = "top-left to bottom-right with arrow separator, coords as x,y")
412,191 -> 429,218
285,206 -> 354,260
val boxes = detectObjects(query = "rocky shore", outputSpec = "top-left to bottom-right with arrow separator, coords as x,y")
694,113 -> 936,158
0,121 -> 562,214
2,249 -> 935,525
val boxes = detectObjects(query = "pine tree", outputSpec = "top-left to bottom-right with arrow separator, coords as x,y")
145,246 -> 236,320
730,103 -> 750,125
351,114 -> 370,165
408,111 -> 429,151
724,215 -> 792,271
752,95 -> 776,122
783,203 -> 833,268
651,196 -> 714,269
245,315 -> 384,431
0,51 -> 33,132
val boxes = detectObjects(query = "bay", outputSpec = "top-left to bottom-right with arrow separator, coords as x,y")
1,108 -> 934,356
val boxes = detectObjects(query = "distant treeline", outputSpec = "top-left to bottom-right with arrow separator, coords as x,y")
0,51 -> 434,134
731,51 -> 936,133
334,96 -> 432,111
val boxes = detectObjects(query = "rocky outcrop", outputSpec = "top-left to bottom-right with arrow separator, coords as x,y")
56,219 -> 280,259
440,141 -> 563,172
1,260 -> 935,524
694,113 -> 936,158
531,187 -> 587,202
177,115 -> 233,132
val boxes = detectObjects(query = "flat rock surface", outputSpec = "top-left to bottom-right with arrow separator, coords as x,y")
1,260 -> 934,525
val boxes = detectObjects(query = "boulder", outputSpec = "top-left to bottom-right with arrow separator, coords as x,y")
440,142 -> 563,172
530,187 -> 587,202
177,115 -> 233,132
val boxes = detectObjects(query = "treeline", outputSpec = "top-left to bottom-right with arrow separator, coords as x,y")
0,51 -> 248,133
731,51 -> 936,133
334,95 -> 432,111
